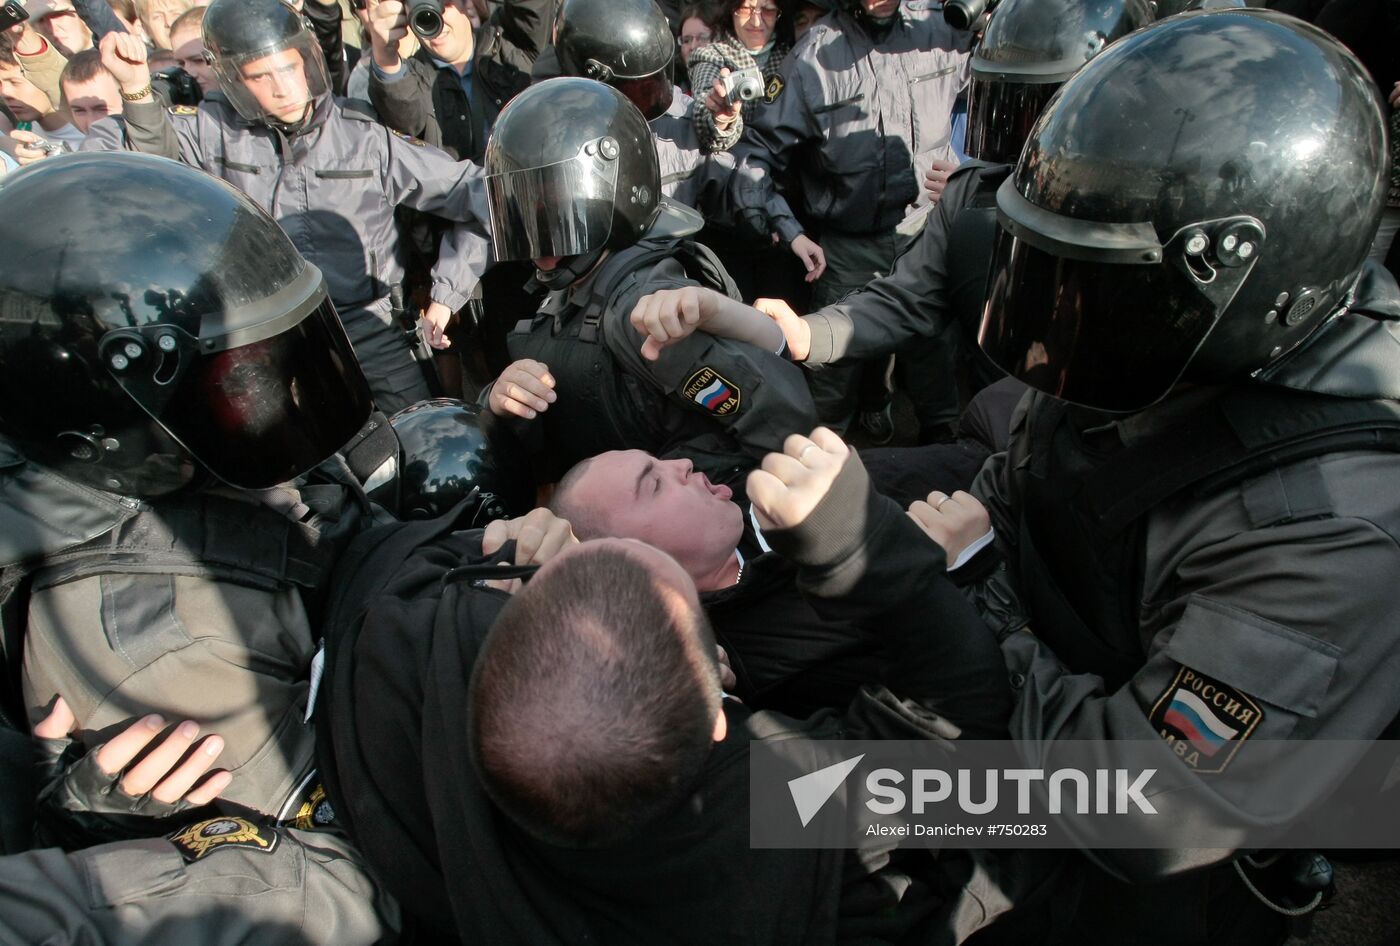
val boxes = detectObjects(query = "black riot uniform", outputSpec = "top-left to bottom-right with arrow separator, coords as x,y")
961,12 -> 1400,943
485,79 -> 815,485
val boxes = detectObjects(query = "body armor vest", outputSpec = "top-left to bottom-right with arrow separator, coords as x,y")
1011,385 -> 1400,690
507,238 -> 741,482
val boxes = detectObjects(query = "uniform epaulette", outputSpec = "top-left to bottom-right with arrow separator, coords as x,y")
338,98 -> 379,123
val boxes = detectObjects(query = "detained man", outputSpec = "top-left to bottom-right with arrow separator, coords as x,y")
550,444 -> 991,715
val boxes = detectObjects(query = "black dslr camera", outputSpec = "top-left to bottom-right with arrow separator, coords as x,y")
151,66 -> 202,107
406,0 -> 444,38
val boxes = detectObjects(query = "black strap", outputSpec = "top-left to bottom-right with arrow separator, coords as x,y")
339,412 -> 399,486
0,565 -> 32,732
1081,389 -> 1400,540
29,491 -> 336,594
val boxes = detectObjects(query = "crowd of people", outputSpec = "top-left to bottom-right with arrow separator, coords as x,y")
0,0 -> 1398,943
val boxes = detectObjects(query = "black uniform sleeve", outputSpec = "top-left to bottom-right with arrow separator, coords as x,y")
605,258 -> 818,461
302,0 -> 350,96
763,451 -> 1013,738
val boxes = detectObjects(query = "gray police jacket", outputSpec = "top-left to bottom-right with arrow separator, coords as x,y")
968,264 -> 1400,884
82,94 -> 492,315
652,89 -> 740,218
0,824 -> 398,945
802,161 -> 1007,367
731,1 -> 972,241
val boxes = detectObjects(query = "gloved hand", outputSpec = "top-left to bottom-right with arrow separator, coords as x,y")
33,698 -> 231,850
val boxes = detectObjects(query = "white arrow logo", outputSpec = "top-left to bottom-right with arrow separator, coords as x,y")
787,754 -> 865,827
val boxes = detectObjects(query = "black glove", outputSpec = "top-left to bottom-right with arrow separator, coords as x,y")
33,732 -> 213,851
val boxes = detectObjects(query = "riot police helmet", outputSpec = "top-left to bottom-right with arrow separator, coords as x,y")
203,0 -> 331,126
386,399 -> 535,523
0,153 -> 373,497
979,11 -> 1388,413
485,78 -> 661,274
554,0 -> 676,121
966,0 -> 1154,164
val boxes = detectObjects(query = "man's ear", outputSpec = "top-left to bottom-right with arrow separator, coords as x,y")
712,706 -> 728,743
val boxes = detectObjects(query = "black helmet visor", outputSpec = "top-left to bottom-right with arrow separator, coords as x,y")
615,66 -> 674,122
979,181 -> 1262,413
486,137 -> 622,261
964,77 -> 1059,164
101,296 -> 372,488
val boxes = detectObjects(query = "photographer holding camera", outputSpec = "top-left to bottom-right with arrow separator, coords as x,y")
686,0 -> 789,155
366,0 -> 554,165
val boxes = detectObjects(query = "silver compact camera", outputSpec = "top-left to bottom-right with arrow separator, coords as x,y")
721,67 -> 765,104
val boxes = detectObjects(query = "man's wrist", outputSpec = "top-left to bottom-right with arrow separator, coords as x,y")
372,48 -> 403,74
792,317 -> 812,362
120,80 -> 154,102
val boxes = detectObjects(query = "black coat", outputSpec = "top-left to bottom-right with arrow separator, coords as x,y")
369,0 -> 558,161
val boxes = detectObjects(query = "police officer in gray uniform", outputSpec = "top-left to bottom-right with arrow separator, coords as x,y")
0,152 -> 381,825
483,79 -> 816,486
762,0 -> 1154,436
962,12 -> 1400,943
0,822 -> 398,945
730,0 -> 972,434
83,0 -> 494,415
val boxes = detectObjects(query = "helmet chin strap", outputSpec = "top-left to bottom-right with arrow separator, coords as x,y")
534,246 -> 608,289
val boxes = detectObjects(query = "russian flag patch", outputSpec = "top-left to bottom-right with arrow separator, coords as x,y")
682,366 -> 742,417
1148,666 -> 1263,774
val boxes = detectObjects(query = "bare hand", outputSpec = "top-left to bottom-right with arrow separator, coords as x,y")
99,30 -> 151,94
481,507 -> 578,591
420,300 -> 454,350
705,68 -> 740,129
1390,81 -> 1400,109
8,130 -> 56,167
923,157 -> 959,204
747,428 -> 850,531
35,698 -> 231,807
789,233 -> 826,283
367,0 -> 410,70
906,490 -> 990,566
752,297 -> 811,362
630,285 -> 714,360
488,358 -> 556,419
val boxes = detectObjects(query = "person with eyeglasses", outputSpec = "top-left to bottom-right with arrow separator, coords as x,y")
686,0 -> 789,154
676,2 -> 716,78
729,0 -> 973,441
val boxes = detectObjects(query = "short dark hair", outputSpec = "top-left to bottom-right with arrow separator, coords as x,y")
60,49 -> 115,90
469,543 -> 722,847
547,456 -> 605,539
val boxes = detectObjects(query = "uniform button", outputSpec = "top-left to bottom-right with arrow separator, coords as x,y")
1009,672 -> 1026,690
